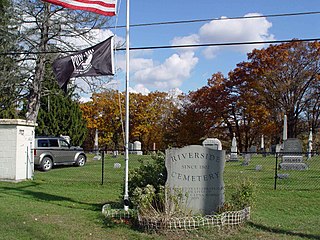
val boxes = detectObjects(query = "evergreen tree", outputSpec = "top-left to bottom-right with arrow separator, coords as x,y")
0,0 -> 22,118
36,62 -> 87,146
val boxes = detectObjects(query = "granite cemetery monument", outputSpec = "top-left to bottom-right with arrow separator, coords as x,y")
242,154 -> 251,166
280,138 -> 308,170
165,145 -> 225,215
280,115 -> 308,170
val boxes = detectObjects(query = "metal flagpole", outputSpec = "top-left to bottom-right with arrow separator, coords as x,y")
124,0 -> 130,211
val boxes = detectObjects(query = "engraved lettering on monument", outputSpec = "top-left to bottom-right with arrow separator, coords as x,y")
165,145 -> 225,215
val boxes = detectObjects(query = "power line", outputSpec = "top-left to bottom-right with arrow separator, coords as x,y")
1,38 -> 319,56
112,11 -> 320,29
117,38 -> 320,51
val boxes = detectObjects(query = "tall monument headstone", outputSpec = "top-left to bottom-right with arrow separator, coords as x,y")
230,133 -> 238,161
261,135 -> 264,151
283,114 -> 287,142
307,128 -> 312,160
166,145 -> 225,215
93,129 -> 101,160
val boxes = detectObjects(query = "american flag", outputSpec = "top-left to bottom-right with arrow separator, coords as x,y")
42,0 -> 117,16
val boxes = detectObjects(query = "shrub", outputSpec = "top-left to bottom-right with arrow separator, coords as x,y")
126,152 -> 167,208
131,185 -> 192,219
219,178 -> 255,212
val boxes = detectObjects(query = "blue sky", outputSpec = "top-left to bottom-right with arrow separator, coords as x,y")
98,0 -> 320,95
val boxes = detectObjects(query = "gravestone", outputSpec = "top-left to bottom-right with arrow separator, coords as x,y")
307,128 -> 312,160
132,140 -> 143,155
113,162 -> 121,168
255,165 -> 262,171
166,145 -> 225,215
202,138 -> 222,150
280,138 -> 308,170
230,133 -> 238,161
128,142 -> 134,151
241,154 -> 251,166
248,146 -> 257,153
277,173 -> 289,179
275,144 -> 282,153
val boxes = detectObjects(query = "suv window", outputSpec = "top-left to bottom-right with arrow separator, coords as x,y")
38,139 -> 49,147
49,139 -> 59,147
59,139 -> 69,148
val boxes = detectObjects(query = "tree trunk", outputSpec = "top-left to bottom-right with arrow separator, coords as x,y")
25,5 -> 50,122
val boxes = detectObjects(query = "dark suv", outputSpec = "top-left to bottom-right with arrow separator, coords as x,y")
34,136 -> 86,171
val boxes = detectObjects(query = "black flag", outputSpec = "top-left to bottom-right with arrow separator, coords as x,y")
53,36 -> 114,91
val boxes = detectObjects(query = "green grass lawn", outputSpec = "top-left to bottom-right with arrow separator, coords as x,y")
0,154 -> 319,240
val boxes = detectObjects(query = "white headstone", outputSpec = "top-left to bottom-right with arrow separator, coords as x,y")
202,138 -> 222,150
308,128 -> 312,160
132,140 -> 143,155
261,135 -> 264,150
230,133 -> 238,161
283,115 -> 287,141
94,129 -> 99,151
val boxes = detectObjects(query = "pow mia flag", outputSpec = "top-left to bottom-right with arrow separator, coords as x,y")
53,36 -> 114,91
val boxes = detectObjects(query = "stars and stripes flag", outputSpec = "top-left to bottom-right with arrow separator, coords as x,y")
42,0 -> 117,16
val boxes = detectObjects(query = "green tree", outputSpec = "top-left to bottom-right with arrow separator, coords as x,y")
36,63 -> 87,146
0,0 -> 23,118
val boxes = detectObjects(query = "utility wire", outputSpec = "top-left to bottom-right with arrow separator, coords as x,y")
2,10 -> 320,56
1,38 -> 320,56
117,38 -> 320,51
112,11 -> 320,28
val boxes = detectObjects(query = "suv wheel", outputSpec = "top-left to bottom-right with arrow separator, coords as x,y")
75,155 -> 86,167
40,157 -> 53,171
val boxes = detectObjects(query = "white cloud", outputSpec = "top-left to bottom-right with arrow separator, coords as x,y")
112,13 -> 274,92
132,52 -> 198,90
115,49 -> 155,75
198,13 -> 275,58
129,84 -> 150,95
171,34 -> 200,53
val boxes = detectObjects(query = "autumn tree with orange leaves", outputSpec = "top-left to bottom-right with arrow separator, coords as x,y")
80,90 -> 124,150
80,90 -> 180,151
237,41 -> 320,139
180,41 -> 320,151
182,72 -> 274,151
80,41 -> 320,151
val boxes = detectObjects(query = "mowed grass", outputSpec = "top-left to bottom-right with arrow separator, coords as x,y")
0,154 -> 320,240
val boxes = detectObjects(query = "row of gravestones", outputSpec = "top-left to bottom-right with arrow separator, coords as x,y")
164,136 -> 310,215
